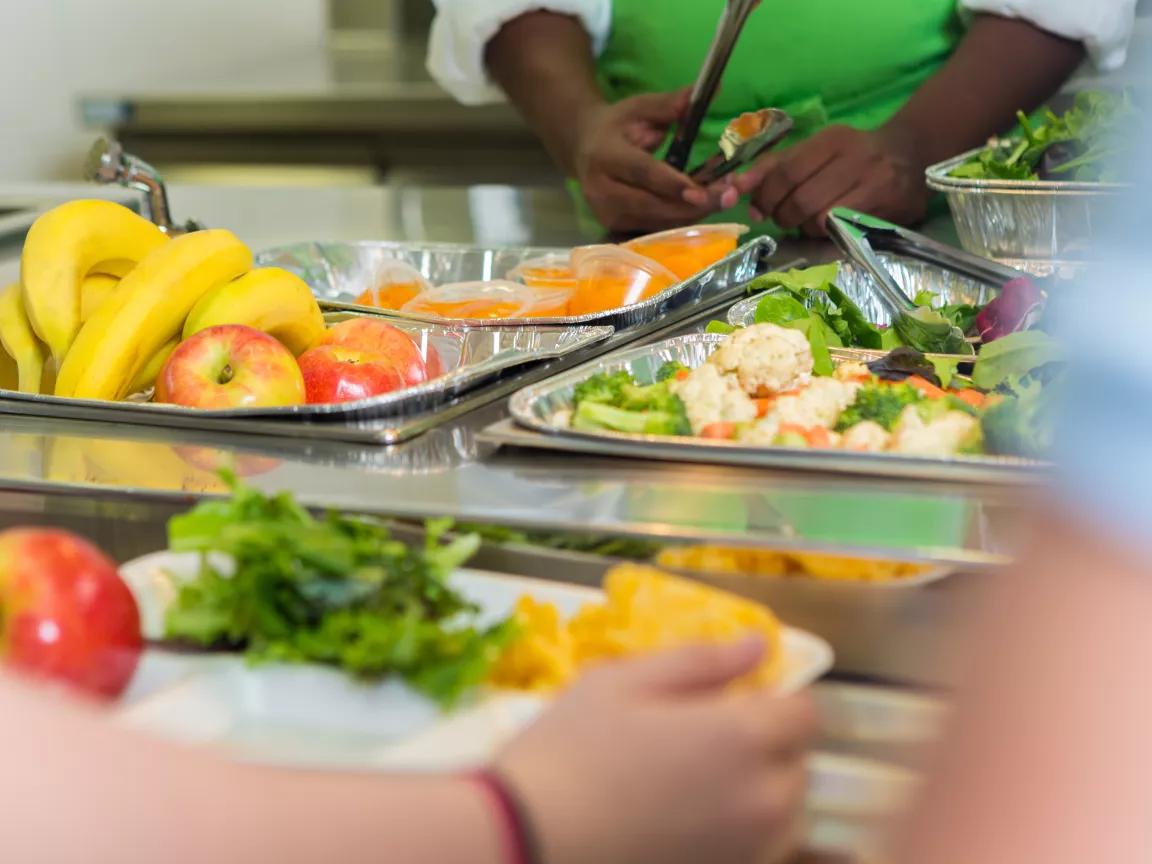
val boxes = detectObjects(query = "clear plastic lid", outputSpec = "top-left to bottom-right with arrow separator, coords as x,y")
567,246 -> 679,316
400,280 -> 571,320
353,260 -> 431,311
507,254 -> 577,291
624,223 -> 750,280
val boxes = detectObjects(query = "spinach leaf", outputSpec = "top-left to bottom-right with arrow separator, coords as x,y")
971,331 -> 1061,390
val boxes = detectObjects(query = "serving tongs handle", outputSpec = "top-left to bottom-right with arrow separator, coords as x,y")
825,209 -> 917,320
826,208 -> 1026,287
665,0 -> 761,171
85,137 -> 205,235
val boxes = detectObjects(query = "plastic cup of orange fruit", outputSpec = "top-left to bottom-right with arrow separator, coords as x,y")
624,223 -> 749,281
567,246 -> 679,316
352,261 -> 431,311
508,254 -> 577,291
400,280 -> 571,320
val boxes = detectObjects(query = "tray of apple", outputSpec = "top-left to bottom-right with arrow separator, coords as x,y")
0,200 -> 613,442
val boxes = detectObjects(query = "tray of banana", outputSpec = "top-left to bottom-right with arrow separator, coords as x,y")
0,200 -> 613,444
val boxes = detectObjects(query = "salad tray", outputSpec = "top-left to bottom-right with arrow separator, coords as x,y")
506,333 -> 1048,485
727,251 -> 996,334
926,150 -> 1124,276
257,237 -> 776,331
0,313 -> 613,445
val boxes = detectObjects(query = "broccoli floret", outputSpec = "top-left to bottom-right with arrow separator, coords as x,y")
572,370 -> 633,406
618,380 -> 683,411
655,360 -> 689,382
981,382 -> 1052,458
834,384 -> 923,433
571,401 -> 691,436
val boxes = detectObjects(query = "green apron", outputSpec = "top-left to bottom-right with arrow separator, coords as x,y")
574,0 -> 963,234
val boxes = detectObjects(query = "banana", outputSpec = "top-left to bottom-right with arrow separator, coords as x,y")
80,272 -> 121,322
89,258 -> 136,278
124,338 -> 178,396
60,229 -> 252,402
21,200 -> 167,368
0,283 -> 46,393
46,436 -> 226,494
183,266 -> 325,355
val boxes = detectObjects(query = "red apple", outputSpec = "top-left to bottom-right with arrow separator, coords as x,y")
0,529 -> 142,699
156,325 -> 305,409
298,344 -> 406,404
322,318 -> 436,386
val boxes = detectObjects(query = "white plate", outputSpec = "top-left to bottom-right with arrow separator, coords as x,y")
118,551 -> 833,771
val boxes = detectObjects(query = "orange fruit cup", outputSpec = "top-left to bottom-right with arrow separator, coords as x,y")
567,246 -> 679,316
352,261 -> 431,310
401,280 -> 572,320
508,254 -> 577,292
624,223 -> 749,281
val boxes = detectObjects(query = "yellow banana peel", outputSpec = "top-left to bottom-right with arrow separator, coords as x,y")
46,435 -> 226,493
80,272 -> 121,322
21,200 -> 167,368
0,282 -> 46,393
60,229 -> 253,402
89,258 -> 136,278
183,266 -> 325,355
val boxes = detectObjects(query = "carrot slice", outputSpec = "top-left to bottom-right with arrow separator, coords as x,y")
674,369 -> 690,381
951,388 -> 987,409
805,426 -> 833,449
754,398 -> 775,418
700,422 -> 737,440
905,376 -> 948,400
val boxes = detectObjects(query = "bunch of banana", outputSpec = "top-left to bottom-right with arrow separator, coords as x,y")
2,200 -> 327,403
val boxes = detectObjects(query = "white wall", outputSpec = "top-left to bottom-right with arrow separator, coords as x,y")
0,1 -> 327,182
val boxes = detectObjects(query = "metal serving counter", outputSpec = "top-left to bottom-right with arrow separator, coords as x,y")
0,182 -> 1027,691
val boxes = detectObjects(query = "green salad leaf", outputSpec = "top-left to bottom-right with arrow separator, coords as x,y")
971,331 -> 1061,391
165,476 -> 513,708
950,90 -> 1134,183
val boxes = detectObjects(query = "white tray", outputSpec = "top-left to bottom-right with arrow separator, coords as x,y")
117,552 -> 833,772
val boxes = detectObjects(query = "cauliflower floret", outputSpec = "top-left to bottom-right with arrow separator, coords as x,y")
771,378 -> 862,429
708,323 -> 813,396
738,415 -> 780,446
889,406 -> 980,457
839,421 -> 890,452
834,361 -> 871,382
671,364 -> 757,435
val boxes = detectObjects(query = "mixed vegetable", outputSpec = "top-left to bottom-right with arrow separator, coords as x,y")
949,90 -> 1133,183
163,476 -> 515,707
563,320 -> 1059,461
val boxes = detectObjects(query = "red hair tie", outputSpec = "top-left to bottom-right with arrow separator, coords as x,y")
471,768 -> 542,864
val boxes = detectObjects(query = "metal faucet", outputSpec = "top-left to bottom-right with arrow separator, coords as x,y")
85,138 -> 204,235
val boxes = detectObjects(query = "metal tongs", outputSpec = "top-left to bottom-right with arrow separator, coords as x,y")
665,0 -> 761,172
826,208 -> 1030,356
85,138 -> 204,235
690,108 -> 793,184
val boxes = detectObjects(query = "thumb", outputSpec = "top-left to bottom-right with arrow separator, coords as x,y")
620,636 -> 767,694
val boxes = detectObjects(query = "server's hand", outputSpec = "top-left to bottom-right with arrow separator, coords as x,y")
573,89 -> 717,234
690,125 -> 932,236
496,638 -> 817,864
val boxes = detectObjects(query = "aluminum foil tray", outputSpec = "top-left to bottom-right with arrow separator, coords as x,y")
508,333 -> 1046,484
926,150 -> 1125,276
0,312 -> 613,444
256,237 -> 776,330
727,252 -> 996,332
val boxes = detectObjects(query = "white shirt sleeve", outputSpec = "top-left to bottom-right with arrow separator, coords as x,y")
960,0 -> 1138,71
427,0 -> 613,105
